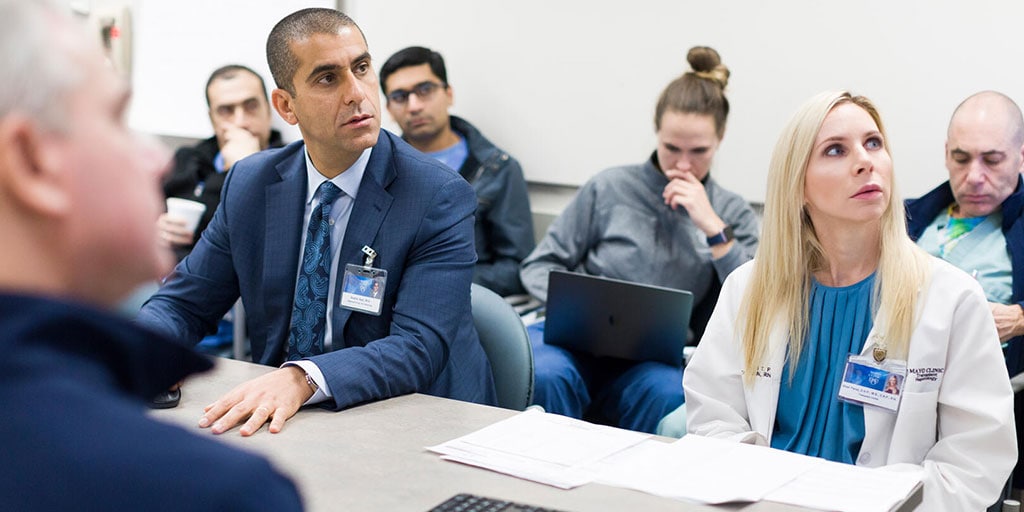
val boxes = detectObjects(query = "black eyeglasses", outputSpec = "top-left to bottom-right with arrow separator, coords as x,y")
387,81 -> 445,105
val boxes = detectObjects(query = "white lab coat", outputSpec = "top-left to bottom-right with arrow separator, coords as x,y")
684,258 -> 1016,511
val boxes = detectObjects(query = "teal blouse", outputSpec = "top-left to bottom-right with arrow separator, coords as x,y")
770,273 -> 875,464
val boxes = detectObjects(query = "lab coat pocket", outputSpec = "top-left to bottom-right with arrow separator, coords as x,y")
893,389 -> 939,461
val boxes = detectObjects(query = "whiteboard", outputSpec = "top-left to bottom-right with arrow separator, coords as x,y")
347,0 -> 1024,201
127,0 -> 336,144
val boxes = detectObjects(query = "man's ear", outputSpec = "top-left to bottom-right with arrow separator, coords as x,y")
445,83 -> 455,108
271,88 -> 299,126
0,116 -> 71,217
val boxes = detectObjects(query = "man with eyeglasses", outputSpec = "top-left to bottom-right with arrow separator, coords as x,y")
160,64 -> 284,262
380,46 -> 535,297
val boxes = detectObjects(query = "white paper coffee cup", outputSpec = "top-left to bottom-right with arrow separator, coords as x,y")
165,198 -> 207,233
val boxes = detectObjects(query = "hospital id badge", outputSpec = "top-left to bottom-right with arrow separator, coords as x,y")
837,355 -> 907,413
340,263 -> 387,316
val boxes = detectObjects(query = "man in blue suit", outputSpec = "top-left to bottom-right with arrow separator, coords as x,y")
137,7 -> 495,436
0,1 -> 302,509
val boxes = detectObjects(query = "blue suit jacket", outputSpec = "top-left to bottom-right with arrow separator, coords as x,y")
138,130 -> 496,410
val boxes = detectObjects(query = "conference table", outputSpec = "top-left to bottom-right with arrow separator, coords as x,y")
151,357 -> 922,512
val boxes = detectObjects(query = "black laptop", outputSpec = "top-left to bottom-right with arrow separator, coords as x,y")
542,270 -> 694,367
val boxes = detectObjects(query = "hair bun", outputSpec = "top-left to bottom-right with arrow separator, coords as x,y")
687,46 -> 730,89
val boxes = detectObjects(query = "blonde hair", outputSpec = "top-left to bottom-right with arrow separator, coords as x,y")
739,90 -> 931,383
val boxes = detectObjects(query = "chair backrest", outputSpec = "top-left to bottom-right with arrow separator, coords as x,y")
470,283 -> 535,410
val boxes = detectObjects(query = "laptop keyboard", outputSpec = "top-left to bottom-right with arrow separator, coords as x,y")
428,493 -> 565,512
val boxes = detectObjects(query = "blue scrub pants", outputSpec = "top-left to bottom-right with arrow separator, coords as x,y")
529,324 -> 684,434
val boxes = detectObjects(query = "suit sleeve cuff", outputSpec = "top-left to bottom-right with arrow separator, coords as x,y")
282,360 -> 332,405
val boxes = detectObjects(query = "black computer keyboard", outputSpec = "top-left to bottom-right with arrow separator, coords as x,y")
428,493 -> 565,512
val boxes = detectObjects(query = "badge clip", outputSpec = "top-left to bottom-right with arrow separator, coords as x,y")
342,253 -> 387,316
361,245 -> 377,268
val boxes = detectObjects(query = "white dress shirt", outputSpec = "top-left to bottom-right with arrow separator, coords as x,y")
284,146 -> 371,404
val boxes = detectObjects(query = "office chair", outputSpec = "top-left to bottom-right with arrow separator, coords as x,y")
470,283 -> 535,411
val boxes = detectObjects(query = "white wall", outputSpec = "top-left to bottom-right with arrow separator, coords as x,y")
121,1 -> 1024,203
348,0 -> 1024,202
127,0 -> 336,144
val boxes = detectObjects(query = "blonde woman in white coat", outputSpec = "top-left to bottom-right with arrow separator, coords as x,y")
683,90 -> 1015,511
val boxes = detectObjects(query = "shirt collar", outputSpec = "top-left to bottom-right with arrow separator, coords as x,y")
302,146 -> 371,204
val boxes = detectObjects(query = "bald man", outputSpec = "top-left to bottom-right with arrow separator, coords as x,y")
907,91 -> 1024,355
906,90 -> 1024,493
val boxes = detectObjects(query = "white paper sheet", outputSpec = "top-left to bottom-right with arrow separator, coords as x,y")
428,411 -> 920,511
427,408 -> 650,489
590,435 -> 814,504
764,461 -> 922,512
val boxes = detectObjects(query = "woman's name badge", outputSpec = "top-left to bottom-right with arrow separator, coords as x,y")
837,354 -> 906,413
340,263 -> 387,316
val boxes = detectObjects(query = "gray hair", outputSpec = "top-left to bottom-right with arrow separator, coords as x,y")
0,0 -> 84,131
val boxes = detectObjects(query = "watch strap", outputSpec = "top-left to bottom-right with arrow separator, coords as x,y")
706,226 -> 734,246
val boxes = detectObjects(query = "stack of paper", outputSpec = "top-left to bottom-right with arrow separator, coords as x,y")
429,410 -> 920,512
427,408 -> 649,488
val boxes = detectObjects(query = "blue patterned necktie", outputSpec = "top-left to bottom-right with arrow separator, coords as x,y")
287,181 -> 342,360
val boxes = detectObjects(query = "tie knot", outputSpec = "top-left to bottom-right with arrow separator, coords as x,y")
318,181 -> 342,206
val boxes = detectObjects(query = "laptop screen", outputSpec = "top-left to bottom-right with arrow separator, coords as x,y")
542,270 -> 693,367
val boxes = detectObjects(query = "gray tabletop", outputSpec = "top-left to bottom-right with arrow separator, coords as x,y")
151,357 -> 920,512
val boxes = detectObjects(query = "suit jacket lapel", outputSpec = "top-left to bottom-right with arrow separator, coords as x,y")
331,132 -> 396,337
262,147 -> 307,361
